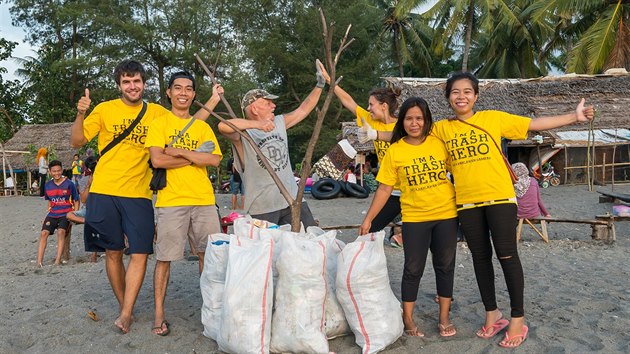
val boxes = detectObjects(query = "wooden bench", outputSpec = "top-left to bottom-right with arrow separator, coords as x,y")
519,217 -> 615,243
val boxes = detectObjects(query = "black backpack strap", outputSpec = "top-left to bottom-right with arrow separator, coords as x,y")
99,101 -> 147,157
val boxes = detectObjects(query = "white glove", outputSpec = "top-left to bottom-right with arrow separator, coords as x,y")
357,118 -> 377,143
196,140 -> 215,153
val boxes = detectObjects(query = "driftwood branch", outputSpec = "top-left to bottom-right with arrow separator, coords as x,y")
290,9 -> 354,231
194,54 -> 240,121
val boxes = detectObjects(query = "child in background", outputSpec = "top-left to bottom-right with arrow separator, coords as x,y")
37,160 -> 79,266
66,156 -> 98,262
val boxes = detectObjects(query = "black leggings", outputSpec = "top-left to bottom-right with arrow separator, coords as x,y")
458,203 -> 524,318
39,173 -> 47,196
369,195 -> 401,233
400,217 -> 458,302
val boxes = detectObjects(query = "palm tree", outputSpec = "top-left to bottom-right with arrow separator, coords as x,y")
423,0 -> 535,73
469,0 -> 557,78
377,0 -> 434,77
538,0 -> 630,74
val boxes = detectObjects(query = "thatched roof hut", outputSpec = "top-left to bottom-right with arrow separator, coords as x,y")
340,72 -> 630,184
2,123 -> 77,171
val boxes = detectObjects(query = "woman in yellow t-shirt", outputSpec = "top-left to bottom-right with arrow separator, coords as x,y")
317,62 -> 404,240
360,97 -> 458,338
434,72 -> 594,348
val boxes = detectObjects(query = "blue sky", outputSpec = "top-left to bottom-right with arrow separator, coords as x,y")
1,2 -> 35,81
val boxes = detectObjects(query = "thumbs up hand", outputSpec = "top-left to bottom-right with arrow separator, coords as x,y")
357,118 -> 377,143
77,88 -> 91,114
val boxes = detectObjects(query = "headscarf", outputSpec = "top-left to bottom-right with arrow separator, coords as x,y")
512,162 -> 531,198
36,147 -> 47,162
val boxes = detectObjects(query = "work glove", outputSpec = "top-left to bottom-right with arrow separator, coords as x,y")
315,59 -> 326,88
357,118 -> 377,143
196,140 -> 216,153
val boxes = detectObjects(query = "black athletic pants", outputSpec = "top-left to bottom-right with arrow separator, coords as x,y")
400,217 -> 458,302
369,195 -> 401,233
458,203 -> 525,318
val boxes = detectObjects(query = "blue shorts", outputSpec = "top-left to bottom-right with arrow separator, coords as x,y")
230,177 -> 244,195
83,222 -> 105,253
86,193 -> 154,254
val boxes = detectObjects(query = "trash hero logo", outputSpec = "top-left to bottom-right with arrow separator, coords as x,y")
403,156 -> 448,186
375,140 -> 391,160
112,118 -> 149,145
257,134 -> 288,172
169,129 -> 199,150
445,130 -> 490,161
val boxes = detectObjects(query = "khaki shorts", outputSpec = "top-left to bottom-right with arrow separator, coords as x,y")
155,205 -> 220,261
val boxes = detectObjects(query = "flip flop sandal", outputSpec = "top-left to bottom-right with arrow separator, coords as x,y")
438,323 -> 457,337
404,327 -> 424,337
389,234 -> 403,248
152,320 -> 170,336
476,318 -> 509,339
499,325 -> 528,348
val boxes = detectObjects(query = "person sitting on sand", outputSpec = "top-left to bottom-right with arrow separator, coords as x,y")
37,160 -> 79,267
512,162 -> 551,219
66,156 -> 98,262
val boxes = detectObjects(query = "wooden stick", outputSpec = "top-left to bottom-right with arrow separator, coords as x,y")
524,219 -> 547,242
291,9 -> 354,232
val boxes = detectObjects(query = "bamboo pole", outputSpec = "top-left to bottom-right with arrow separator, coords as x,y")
602,153 -> 606,183
564,147 -> 568,185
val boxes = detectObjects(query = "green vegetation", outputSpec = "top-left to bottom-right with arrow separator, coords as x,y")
1,0 -> 629,163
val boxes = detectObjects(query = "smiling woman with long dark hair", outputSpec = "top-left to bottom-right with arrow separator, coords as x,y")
360,96 -> 458,338
433,71 -> 594,348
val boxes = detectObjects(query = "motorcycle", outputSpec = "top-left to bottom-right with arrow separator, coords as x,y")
218,179 -> 230,193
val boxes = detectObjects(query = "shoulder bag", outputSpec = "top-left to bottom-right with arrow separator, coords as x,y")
149,116 -> 198,191
451,117 -> 519,183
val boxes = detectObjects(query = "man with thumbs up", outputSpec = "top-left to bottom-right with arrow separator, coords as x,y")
70,60 -> 220,334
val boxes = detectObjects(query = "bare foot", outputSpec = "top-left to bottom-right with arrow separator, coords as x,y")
114,315 -> 133,334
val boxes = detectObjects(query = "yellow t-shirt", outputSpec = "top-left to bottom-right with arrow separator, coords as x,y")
433,110 -> 530,205
71,160 -> 82,175
376,135 -> 457,222
356,106 -> 397,162
145,112 -> 222,207
83,99 -> 169,199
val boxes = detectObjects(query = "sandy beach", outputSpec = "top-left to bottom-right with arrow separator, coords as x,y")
1,184 -> 629,353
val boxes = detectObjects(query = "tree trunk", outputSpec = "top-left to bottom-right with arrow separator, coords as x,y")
462,0 -> 475,72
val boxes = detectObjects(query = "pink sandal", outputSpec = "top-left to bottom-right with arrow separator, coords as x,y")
476,317 -> 509,339
499,325 -> 528,348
